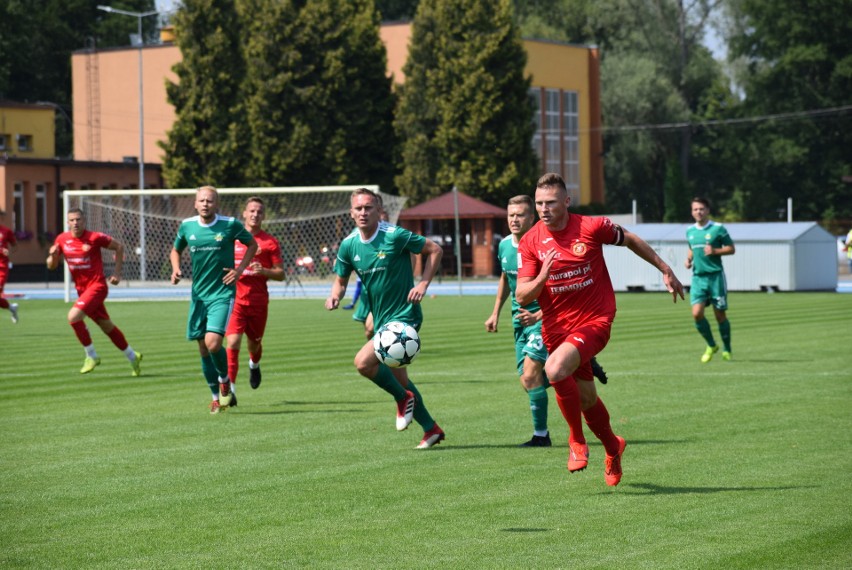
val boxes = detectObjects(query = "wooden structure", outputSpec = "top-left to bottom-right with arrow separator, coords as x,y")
398,191 -> 507,277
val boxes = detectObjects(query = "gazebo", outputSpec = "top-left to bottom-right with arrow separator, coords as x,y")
398,191 -> 507,277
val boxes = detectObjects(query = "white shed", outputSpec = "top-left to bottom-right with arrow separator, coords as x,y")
603,222 -> 838,292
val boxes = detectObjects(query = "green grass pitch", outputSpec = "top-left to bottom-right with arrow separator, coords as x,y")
1,292 -> 850,568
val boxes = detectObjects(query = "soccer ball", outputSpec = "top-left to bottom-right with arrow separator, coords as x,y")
373,321 -> 421,367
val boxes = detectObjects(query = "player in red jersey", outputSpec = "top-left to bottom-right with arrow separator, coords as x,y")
0,223 -> 19,324
226,197 -> 284,391
517,173 -> 684,486
46,208 -> 143,375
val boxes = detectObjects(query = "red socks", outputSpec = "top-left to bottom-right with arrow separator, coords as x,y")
249,345 -> 262,364
106,327 -> 129,351
552,377 -> 586,445
70,321 -> 93,346
582,397 -> 620,456
227,348 -> 239,384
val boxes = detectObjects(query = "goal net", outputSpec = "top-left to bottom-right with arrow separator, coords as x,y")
62,186 -> 407,301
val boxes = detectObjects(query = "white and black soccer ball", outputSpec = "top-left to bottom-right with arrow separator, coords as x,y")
373,321 -> 421,368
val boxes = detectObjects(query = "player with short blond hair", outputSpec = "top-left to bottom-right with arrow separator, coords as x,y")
170,186 -> 257,414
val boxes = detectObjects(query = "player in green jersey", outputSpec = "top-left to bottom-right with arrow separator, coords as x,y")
486,195 -> 608,447
685,197 -> 735,362
326,188 -> 446,449
170,186 -> 258,414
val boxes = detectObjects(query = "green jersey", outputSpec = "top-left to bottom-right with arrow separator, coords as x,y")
334,221 -> 426,329
174,214 -> 254,301
686,220 -> 733,276
497,235 -> 541,323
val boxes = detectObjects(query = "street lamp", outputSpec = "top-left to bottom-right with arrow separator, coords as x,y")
97,5 -> 159,281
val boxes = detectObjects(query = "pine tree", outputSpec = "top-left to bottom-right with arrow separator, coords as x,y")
394,0 -> 538,204
242,0 -> 395,190
160,0 -> 247,188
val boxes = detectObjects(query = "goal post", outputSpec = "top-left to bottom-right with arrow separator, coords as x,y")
61,186 -> 407,302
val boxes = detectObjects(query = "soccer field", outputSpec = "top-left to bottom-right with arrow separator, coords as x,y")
2,292 -> 850,568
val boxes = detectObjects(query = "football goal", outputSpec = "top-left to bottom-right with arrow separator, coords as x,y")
61,186 -> 407,301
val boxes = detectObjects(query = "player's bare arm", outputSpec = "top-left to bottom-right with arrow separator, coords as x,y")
516,248 -> 557,306
106,239 -> 124,285
223,238 -> 258,285
169,248 -> 183,284
485,272 -> 510,332
255,261 -> 285,282
46,244 -> 61,270
516,307 -> 541,327
326,274 -> 350,310
623,230 -> 685,302
703,243 -> 736,256
408,239 -> 442,304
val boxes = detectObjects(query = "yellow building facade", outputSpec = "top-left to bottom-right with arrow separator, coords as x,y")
70,23 -> 603,205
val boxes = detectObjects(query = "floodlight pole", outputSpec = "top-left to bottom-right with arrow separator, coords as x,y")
97,5 -> 159,282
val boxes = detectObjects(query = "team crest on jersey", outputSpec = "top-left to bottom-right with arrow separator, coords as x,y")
215,233 -> 223,242
82,244 -> 91,252
354,254 -> 361,261
572,242 -> 587,256
704,233 -> 712,240
376,251 -> 386,260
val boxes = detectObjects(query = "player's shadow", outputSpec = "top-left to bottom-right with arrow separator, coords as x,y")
619,482 -> 816,495
501,528 -> 550,533
235,399 -> 383,415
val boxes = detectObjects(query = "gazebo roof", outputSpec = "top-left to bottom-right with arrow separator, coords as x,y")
399,191 -> 506,220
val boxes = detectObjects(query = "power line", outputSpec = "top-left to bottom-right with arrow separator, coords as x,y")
597,105 -> 852,133
537,105 -> 852,135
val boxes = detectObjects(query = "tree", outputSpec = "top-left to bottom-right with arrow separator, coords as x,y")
159,0 -> 248,188
395,0 -> 538,204
241,0 -> 395,190
0,0 -> 157,157
725,0 -> 852,226
376,0 -> 419,20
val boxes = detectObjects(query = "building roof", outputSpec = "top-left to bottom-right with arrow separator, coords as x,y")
624,222 -> 835,242
0,99 -> 55,111
399,191 -> 506,220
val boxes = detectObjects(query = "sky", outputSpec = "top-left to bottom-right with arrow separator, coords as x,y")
152,0 -> 727,60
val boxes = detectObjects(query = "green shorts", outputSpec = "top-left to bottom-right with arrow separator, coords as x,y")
690,272 -> 729,310
514,321 -> 548,376
352,294 -> 371,323
186,296 -> 235,340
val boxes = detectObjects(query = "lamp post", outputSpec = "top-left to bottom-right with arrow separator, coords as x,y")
97,5 -> 159,282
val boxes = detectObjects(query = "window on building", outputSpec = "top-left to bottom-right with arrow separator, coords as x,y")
16,134 -> 32,152
562,91 -> 580,200
13,182 -> 24,232
36,184 -> 47,237
0,133 -> 9,150
527,87 -> 581,202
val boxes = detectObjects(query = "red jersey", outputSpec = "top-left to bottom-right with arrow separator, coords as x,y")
235,229 -> 282,305
54,230 -> 112,292
0,225 -> 16,270
517,214 -> 623,337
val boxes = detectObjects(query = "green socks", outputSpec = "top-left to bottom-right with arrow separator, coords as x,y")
370,364 -> 408,401
200,355 -> 218,395
719,319 -> 731,352
406,380 -> 435,431
695,317 -> 716,347
528,386 -> 549,434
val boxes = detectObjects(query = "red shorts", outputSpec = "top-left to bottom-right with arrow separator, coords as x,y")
226,301 -> 268,342
0,266 -> 7,292
74,284 -> 110,321
544,318 -> 612,381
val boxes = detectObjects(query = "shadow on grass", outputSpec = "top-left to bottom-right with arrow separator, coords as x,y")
621,482 -> 813,495
234,408 -> 368,416
501,528 -> 550,533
